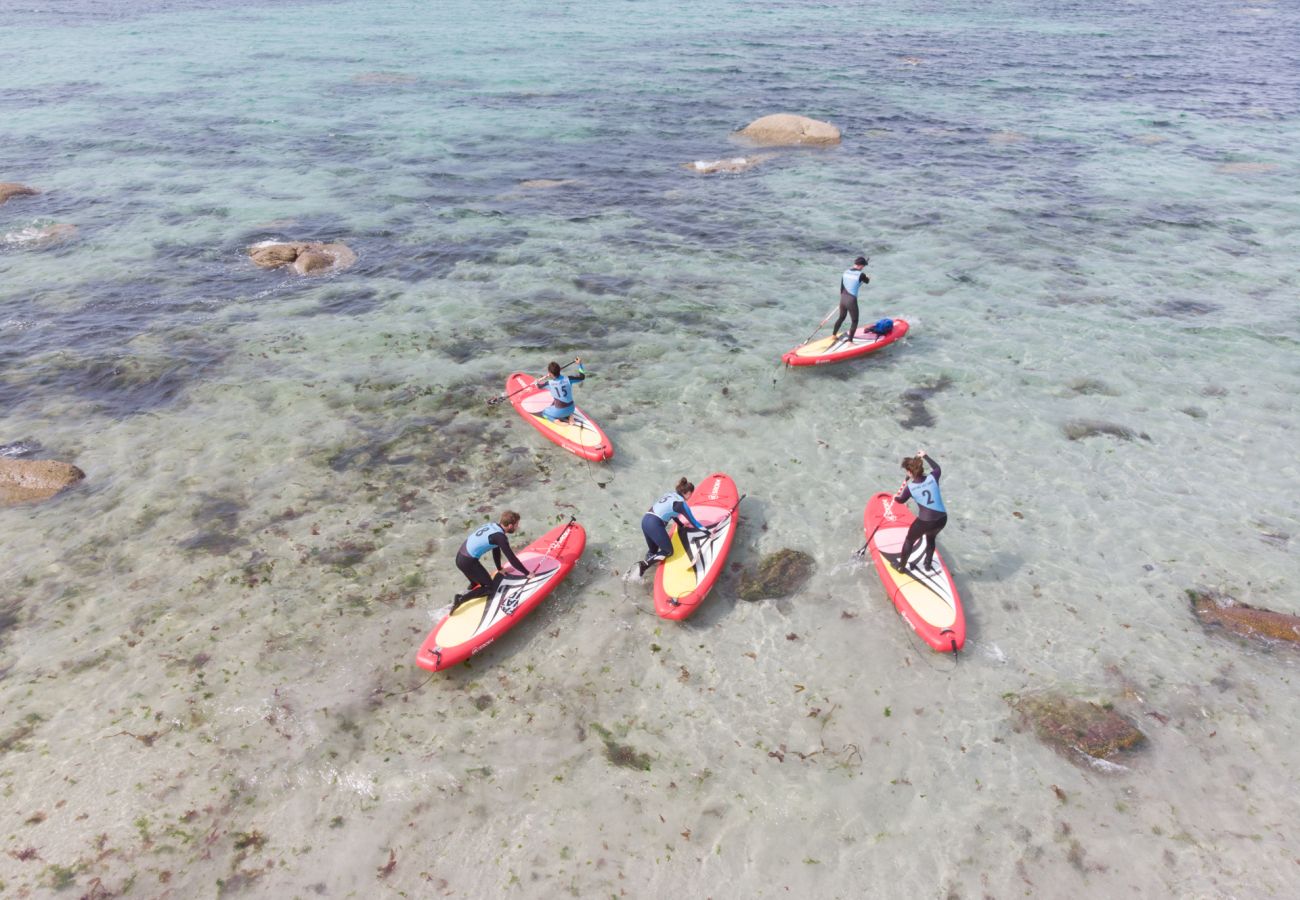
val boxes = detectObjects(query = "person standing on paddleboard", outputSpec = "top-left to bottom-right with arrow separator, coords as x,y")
453,510 -> 528,610
833,256 -> 870,343
535,358 -> 585,424
892,450 -> 947,575
639,478 -> 707,575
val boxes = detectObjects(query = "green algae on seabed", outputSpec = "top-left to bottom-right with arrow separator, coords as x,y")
1007,693 -> 1146,762
1188,589 -> 1300,645
588,723 -> 652,771
739,549 -> 815,601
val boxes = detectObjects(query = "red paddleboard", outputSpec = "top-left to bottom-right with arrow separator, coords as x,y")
416,520 -> 586,672
653,473 -> 741,620
782,317 -> 909,366
505,372 -> 613,461
863,492 -> 964,653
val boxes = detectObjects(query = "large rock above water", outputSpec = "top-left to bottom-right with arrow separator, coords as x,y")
248,241 -> 356,276
1008,692 -> 1146,763
736,114 -> 841,147
0,458 -> 86,506
1189,589 -> 1300,644
739,549 -> 815,601
0,183 -> 39,205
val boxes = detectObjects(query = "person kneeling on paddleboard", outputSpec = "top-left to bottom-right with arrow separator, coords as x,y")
892,450 -> 947,575
535,358 -> 586,424
453,510 -> 528,610
639,478 -> 707,575
833,256 -> 870,343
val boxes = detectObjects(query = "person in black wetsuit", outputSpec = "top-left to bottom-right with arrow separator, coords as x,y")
638,478 -> 708,575
453,510 -> 528,609
892,450 -> 947,575
833,256 -> 870,343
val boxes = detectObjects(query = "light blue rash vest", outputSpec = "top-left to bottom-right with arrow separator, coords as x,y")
842,268 -> 865,297
651,492 -> 684,522
547,374 -> 575,406
909,473 -> 946,514
465,522 -> 503,558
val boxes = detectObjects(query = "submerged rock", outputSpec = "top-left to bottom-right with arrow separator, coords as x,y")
0,458 -> 85,506
0,183 -> 39,205
352,71 -> 417,85
1188,589 -> 1300,645
736,114 -> 840,147
518,179 -> 576,190
989,131 -> 1029,144
1215,162 -> 1279,175
3,223 -> 77,247
1062,419 -> 1150,442
248,240 -> 356,276
1008,692 -> 1145,762
739,549 -> 815,601
683,155 -> 772,175
1066,377 -> 1119,397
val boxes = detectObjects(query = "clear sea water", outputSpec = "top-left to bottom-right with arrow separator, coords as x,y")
2,0 -> 1299,895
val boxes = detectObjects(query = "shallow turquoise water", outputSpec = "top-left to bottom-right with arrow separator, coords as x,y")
2,0 -> 1299,896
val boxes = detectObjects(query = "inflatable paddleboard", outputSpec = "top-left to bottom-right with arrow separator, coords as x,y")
505,372 -> 613,461
862,491 -> 964,653
416,519 -> 586,672
782,317 -> 910,366
652,473 -> 741,620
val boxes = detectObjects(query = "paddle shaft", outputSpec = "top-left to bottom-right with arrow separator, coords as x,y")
489,359 -> 577,405
854,478 -> 911,558
799,305 -> 840,347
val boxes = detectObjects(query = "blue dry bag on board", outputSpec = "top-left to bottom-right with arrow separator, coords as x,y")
869,318 -> 894,336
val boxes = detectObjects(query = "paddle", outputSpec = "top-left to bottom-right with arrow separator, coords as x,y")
853,477 -> 910,560
487,359 -> 577,406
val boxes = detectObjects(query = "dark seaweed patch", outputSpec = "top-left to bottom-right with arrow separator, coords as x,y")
898,375 -> 953,429
318,541 -> 377,568
1066,378 -> 1119,396
572,274 -> 634,296
3,332 -> 226,418
191,494 -> 244,531
297,287 -> 386,318
1152,299 -> 1220,317
178,531 -> 246,555
0,598 -> 21,646
1062,420 -> 1151,442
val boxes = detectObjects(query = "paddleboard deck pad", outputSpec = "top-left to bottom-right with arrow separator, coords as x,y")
506,372 -> 613,461
782,317 -> 909,366
653,472 -> 741,620
863,491 -> 965,653
416,520 -> 586,671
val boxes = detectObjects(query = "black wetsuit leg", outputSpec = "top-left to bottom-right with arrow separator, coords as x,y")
833,289 -> 859,337
898,514 -> 947,568
455,553 -> 495,603
641,514 -> 673,557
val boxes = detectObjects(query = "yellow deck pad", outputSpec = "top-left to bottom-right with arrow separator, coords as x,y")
660,529 -> 700,598
437,597 -> 489,647
882,565 -> 956,628
532,412 -> 604,448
